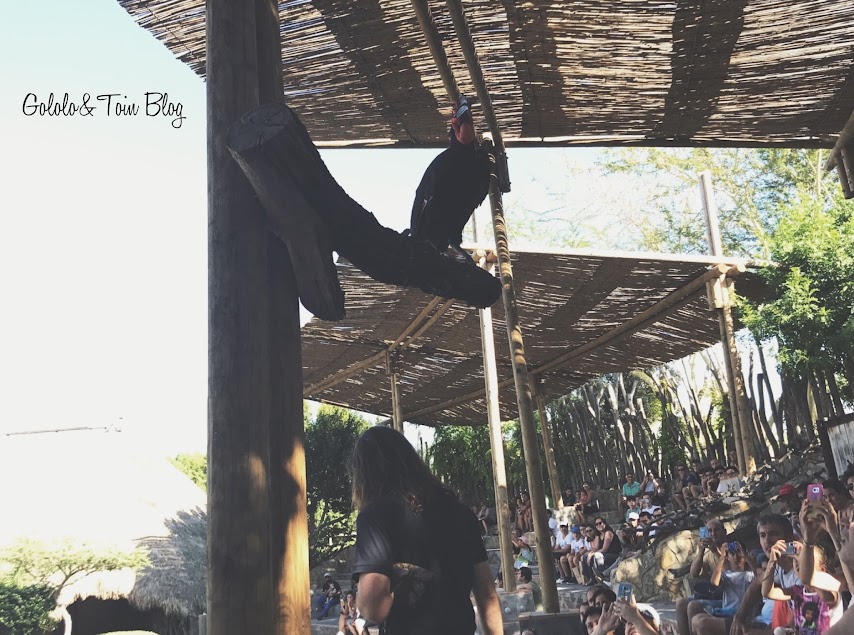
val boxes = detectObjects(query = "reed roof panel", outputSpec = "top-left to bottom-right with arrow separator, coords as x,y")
301,249 -> 763,426
119,0 -> 854,147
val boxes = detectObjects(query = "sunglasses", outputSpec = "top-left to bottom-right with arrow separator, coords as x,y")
846,483 -> 854,491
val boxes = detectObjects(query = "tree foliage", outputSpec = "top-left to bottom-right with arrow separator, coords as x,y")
0,539 -> 149,635
168,453 -> 207,490
0,581 -> 56,635
739,188 -> 854,377
305,405 -> 370,568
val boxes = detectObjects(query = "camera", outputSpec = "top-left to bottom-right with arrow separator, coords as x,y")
727,542 -> 739,552
617,582 -> 633,602
807,483 -> 824,502
699,527 -> 710,539
785,542 -> 796,556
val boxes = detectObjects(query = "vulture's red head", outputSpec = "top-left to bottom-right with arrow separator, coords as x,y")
449,95 -> 476,145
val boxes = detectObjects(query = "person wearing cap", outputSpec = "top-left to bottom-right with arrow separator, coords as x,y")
316,572 -> 343,619
553,522 -> 573,582
596,596 -> 662,635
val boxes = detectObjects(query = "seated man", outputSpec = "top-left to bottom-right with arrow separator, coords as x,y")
621,514 -> 643,554
553,522 -> 574,582
692,514 -> 800,635
515,566 -> 543,610
564,487 -> 577,506
676,519 -> 727,635
625,495 -> 640,522
672,465 -> 702,511
716,466 -> 744,497
315,572 -> 342,619
620,472 -> 642,514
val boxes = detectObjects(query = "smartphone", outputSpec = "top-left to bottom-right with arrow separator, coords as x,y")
617,582 -> 633,602
699,527 -> 710,539
786,542 -> 796,555
807,483 -> 824,502
728,542 -> 739,552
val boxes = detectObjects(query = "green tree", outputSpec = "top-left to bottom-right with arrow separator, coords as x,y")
0,539 -> 149,635
598,147 -> 834,258
168,453 -> 207,490
739,188 -> 854,381
305,405 -> 371,568
0,581 -> 56,635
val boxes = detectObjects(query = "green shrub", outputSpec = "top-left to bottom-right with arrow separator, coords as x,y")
0,581 -> 57,635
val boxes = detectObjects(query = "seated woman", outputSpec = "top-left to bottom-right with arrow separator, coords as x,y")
583,517 -> 622,584
511,528 -> 534,567
338,590 -> 361,635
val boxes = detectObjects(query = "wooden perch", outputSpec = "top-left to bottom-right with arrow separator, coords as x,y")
227,103 -> 502,320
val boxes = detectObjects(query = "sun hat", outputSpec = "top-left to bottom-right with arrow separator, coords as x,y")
628,512 -> 640,520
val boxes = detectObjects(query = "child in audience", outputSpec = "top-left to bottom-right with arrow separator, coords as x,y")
762,542 -> 842,635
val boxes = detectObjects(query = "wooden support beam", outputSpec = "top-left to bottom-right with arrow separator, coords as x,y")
207,0 -> 310,633
304,296 -> 451,398
700,172 -> 755,475
478,258 -> 515,591
535,387 -> 564,510
227,103 -> 502,317
825,109 -> 854,199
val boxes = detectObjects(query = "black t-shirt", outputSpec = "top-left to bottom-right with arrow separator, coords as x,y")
351,493 -> 488,635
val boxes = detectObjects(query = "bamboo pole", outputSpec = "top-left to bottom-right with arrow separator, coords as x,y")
478,256 -> 516,591
388,351 -> 404,432
535,388 -> 564,509
442,0 -> 557,612
700,171 -> 755,475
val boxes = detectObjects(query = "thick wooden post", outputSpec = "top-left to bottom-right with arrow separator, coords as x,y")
206,0 -> 273,632
535,388 -> 564,509
208,0 -> 308,633
700,172 -> 755,475
478,257 -> 516,591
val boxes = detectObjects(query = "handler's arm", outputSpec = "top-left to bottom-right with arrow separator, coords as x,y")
472,561 -> 503,635
356,573 -> 393,624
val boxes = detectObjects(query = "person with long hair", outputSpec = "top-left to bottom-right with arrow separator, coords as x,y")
583,517 -> 622,584
350,426 -> 503,635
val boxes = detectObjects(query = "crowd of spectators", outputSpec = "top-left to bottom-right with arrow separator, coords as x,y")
495,459 -> 854,635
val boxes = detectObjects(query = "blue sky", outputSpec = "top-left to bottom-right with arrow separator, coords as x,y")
0,1 -> 611,454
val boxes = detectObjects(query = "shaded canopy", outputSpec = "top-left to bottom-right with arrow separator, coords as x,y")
301,248 -> 765,426
119,0 -> 854,148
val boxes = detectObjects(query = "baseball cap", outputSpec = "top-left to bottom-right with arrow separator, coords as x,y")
778,483 -> 795,496
635,604 -> 660,628
560,522 -> 568,527
323,573 -> 332,578
628,512 -> 640,520
570,525 -> 579,532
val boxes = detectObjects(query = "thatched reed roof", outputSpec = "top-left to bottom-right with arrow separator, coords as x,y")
119,0 -> 854,148
301,248 -> 765,426
0,433 -> 206,618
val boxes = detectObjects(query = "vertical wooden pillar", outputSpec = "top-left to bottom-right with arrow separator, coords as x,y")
208,1 -> 308,633
534,387 -> 564,509
700,171 -> 755,475
478,257 -> 516,591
